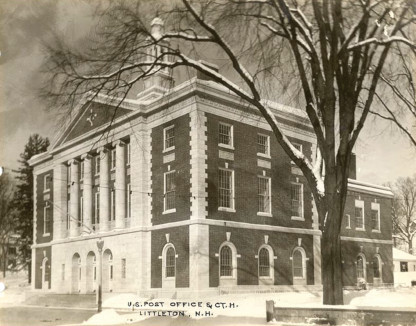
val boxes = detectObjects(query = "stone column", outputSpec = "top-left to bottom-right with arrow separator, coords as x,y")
82,154 -> 93,234
69,159 -> 79,237
98,147 -> 110,231
53,163 -> 67,240
114,140 -> 126,229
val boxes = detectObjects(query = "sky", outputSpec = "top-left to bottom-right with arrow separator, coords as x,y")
0,0 -> 415,185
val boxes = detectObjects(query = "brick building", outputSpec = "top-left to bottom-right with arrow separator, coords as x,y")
28,19 -> 394,297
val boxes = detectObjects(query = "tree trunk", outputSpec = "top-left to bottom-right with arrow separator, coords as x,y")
2,251 -> 6,278
320,186 -> 345,305
409,239 -> 413,255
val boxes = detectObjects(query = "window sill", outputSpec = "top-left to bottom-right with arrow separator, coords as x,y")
43,189 -> 51,194
163,146 -> 175,154
356,228 -> 366,231
163,209 -> 176,215
218,207 -> 236,213
291,216 -> 305,221
43,233 -> 51,237
257,212 -> 272,217
219,143 -> 234,150
219,276 -> 236,280
346,226 -> 351,229
293,276 -> 306,280
371,229 -> 381,233
257,153 -> 271,159
259,276 -> 273,280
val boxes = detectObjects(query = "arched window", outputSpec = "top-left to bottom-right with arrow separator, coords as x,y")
259,248 -> 270,277
292,249 -> 304,278
373,255 -> 382,279
166,247 -> 176,278
357,255 -> 365,279
220,246 -> 232,277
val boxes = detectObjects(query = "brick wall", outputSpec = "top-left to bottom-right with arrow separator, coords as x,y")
150,226 -> 190,288
208,226 -> 314,287
342,191 -> 392,240
35,246 -> 51,289
151,114 -> 192,225
36,171 -> 53,244
341,242 -> 393,286
205,113 -> 313,229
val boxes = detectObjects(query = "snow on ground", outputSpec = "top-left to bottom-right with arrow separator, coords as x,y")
0,270 -> 30,307
82,288 -> 416,325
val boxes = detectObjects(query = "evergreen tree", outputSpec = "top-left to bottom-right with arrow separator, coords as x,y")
13,134 -> 49,283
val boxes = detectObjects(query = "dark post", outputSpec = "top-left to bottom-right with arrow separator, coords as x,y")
96,238 -> 104,313
266,300 -> 274,322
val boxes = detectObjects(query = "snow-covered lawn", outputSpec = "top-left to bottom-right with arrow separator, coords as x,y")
82,287 -> 416,325
0,271 -> 30,307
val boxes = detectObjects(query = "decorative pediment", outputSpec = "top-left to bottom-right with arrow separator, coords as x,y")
53,100 -> 132,149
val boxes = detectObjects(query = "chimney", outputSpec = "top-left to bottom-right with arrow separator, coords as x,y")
196,60 -> 219,81
349,153 -> 357,179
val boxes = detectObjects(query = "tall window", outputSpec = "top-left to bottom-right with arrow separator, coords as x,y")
44,201 -> 51,234
164,125 -> 175,151
219,169 -> 234,209
44,174 -> 52,191
373,256 -> 381,279
355,200 -> 364,229
220,246 -> 233,277
61,264 -> 65,281
219,122 -> 233,147
292,249 -> 304,278
165,247 -> 176,277
79,196 -> 83,227
67,194 -> 71,230
291,142 -> 303,164
95,155 -> 100,175
110,190 -> 115,221
258,177 -> 271,214
111,148 -> 116,170
80,161 -> 84,181
121,258 -> 126,279
257,134 -> 270,156
291,183 -> 303,218
126,142 -> 131,165
259,248 -> 270,277
164,171 -> 176,212
127,183 -> 131,218
94,192 -> 100,225
371,203 -> 380,231
345,214 -> 351,229
356,255 -> 365,279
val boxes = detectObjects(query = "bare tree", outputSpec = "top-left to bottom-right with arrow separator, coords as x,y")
0,173 -> 17,278
391,176 -> 416,254
43,0 -> 416,304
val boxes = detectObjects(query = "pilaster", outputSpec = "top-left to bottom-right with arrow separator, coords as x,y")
114,140 -> 126,229
69,159 -> 79,237
98,147 -> 110,232
53,163 -> 67,240
82,154 -> 93,234
189,108 -> 209,292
